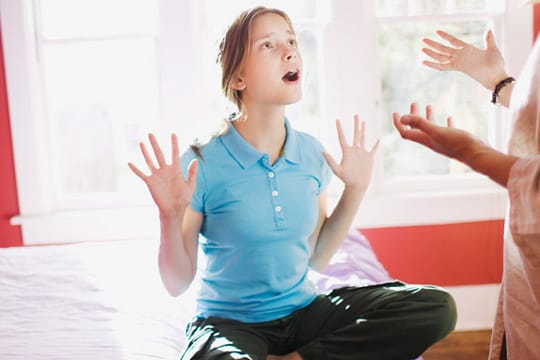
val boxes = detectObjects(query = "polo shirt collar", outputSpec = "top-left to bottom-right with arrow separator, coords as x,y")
221,117 -> 300,169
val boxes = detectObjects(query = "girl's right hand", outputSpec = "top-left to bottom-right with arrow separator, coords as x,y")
128,133 -> 198,215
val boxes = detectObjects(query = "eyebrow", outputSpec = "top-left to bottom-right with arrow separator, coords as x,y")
252,30 -> 296,44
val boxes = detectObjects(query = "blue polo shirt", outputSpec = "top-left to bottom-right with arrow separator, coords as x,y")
180,119 -> 332,323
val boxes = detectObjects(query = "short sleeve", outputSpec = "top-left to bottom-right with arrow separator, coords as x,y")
309,136 -> 332,194
318,155 -> 332,194
180,147 -> 206,213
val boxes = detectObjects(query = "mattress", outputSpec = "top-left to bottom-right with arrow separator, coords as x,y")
0,231 -> 391,360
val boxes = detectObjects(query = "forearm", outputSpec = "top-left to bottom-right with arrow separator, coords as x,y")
310,186 -> 367,271
158,210 -> 196,296
456,141 -> 519,188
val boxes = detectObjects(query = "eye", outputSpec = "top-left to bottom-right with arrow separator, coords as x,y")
262,41 -> 273,49
288,39 -> 297,47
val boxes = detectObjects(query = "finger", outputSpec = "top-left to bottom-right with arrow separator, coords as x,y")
410,102 -> 419,115
435,30 -> 468,48
369,139 -> 380,153
335,119 -> 348,148
394,115 -> 433,144
484,29 -> 498,50
422,48 -> 452,64
401,115 -> 440,137
148,133 -> 167,167
447,116 -> 454,127
186,159 -> 199,187
140,142 -> 157,172
422,60 -> 451,71
171,133 -> 180,167
128,162 -> 148,180
425,104 -> 434,121
422,37 -> 456,55
393,112 -> 409,136
392,112 -> 402,127
359,119 -> 365,147
322,152 -> 340,175
352,114 -> 363,146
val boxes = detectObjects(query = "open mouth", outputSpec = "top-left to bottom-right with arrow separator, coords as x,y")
282,70 -> 299,83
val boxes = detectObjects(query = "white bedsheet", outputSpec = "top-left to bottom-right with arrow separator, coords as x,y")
0,240 -> 197,360
0,231 -> 391,360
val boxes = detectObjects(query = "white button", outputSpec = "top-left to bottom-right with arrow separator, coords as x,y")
272,190 -> 278,197
268,172 -> 275,178
275,206 -> 282,212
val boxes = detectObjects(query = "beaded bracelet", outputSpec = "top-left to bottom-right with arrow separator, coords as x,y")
491,76 -> 515,104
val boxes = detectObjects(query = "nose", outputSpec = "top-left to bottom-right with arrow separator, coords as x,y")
283,46 -> 297,62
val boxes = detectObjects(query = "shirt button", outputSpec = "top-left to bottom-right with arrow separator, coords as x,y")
272,190 -> 278,197
268,172 -> 275,178
275,206 -> 282,212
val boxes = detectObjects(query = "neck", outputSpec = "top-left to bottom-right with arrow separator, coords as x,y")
233,104 -> 287,162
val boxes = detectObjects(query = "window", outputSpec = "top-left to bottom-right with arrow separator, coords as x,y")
377,0 -> 504,178
1,0 -> 532,244
40,0 -> 160,199
322,1 -> 530,227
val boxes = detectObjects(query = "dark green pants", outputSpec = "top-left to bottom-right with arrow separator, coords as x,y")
180,282 -> 457,360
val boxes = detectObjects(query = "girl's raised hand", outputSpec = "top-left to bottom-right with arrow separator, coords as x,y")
128,133 -> 198,215
323,114 -> 379,190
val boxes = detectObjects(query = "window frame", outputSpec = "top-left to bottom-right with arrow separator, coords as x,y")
1,0 -> 533,244
321,0 -> 531,227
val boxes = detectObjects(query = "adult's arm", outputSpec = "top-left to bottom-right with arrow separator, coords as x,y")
393,109 -> 519,187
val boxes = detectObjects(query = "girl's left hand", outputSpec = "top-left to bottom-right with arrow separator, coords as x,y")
323,114 -> 379,190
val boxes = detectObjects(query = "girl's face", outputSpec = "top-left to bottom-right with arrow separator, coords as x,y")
235,12 -> 303,108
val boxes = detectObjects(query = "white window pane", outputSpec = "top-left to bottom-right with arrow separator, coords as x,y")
286,28 -> 322,137
42,39 -> 160,194
376,0 -> 504,17
39,0 -> 159,39
379,20 -> 494,178
203,0 -> 318,27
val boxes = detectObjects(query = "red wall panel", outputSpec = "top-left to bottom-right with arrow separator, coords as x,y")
360,220 -> 504,286
535,4 -> 540,40
0,22 -> 23,247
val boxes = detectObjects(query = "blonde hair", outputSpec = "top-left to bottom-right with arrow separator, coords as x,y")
217,6 -> 294,117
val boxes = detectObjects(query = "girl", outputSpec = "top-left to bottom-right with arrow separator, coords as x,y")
129,7 -> 456,360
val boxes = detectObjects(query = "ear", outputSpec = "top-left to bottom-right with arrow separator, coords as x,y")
232,75 -> 246,91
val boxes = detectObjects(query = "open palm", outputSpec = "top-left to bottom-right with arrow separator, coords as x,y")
128,133 -> 198,214
422,29 -> 507,90
323,114 -> 379,190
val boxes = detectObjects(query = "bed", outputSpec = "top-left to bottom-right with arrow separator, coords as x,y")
0,230 -> 395,360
